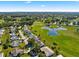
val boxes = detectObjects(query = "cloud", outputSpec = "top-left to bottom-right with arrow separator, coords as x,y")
25,1 -> 32,4
41,5 -> 46,7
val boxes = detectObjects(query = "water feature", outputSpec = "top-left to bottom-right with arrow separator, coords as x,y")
42,26 -> 67,36
48,30 -> 58,36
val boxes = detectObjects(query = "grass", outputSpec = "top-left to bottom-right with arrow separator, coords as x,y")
30,21 -> 79,57
0,28 -> 10,44
21,53 -> 30,57
0,45 -> 2,52
19,42 -> 26,49
3,47 -> 13,57
0,27 -> 11,57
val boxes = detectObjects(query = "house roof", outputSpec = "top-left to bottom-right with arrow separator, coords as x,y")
0,29 -> 4,37
57,54 -> 63,57
0,29 -> 4,34
40,46 -> 54,57
10,48 -> 24,57
11,41 -> 19,47
10,33 -> 16,36
0,53 -> 3,57
19,30 -> 28,45
11,36 -> 18,40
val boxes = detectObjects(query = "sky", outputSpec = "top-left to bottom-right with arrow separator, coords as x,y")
0,1 -> 79,12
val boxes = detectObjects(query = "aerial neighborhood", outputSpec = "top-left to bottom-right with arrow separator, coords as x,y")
0,12 -> 79,57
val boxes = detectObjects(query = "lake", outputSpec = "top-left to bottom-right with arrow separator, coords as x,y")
42,26 -> 67,36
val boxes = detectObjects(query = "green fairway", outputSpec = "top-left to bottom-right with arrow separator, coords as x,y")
30,21 -> 79,57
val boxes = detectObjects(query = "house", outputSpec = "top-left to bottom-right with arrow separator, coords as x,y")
0,29 -> 4,37
24,27 -> 45,47
11,41 -> 19,47
0,31 -> 3,37
39,41 -> 45,47
24,48 -> 31,53
32,35 -> 44,47
73,20 -> 78,26
0,41 -> 1,45
10,26 -> 16,32
24,25 -> 28,31
33,35 -> 40,42
29,34 -> 33,39
10,32 -> 19,41
53,22 -> 57,25
10,29 -> 19,41
0,53 -> 3,57
24,38 -> 29,45
40,46 -> 54,57
9,48 -> 24,57
10,32 -> 16,36
57,54 -> 63,57
10,36 -> 19,41
19,30 -> 28,45
69,22 -> 73,26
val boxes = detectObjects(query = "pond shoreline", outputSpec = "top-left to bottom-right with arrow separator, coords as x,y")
42,26 -> 67,36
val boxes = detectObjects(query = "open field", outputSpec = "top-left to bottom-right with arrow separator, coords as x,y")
30,21 -> 79,57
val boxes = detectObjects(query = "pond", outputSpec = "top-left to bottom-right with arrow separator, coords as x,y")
42,26 -> 67,36
48,30 -> 58,36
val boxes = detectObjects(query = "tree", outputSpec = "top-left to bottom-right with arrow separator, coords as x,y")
38,51 -> 46,57
4,16 -> 12,22
76,27 -> 79,32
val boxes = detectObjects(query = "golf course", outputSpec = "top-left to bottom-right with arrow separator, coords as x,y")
30,21 -> 79,57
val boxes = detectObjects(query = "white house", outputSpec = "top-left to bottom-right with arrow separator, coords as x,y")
0,53 -> 3,57
40,46 -> 54,57
57,54 -> 63,57
0,29 -> 5,37
69,22 -> 73,26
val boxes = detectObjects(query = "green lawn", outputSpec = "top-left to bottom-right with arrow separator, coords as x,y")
29,21 -> 79,57
0,28 -> 10,44
0,19 -> 4,24
0,27 -> 11,57
21,53 -> 30,57
0,45 -> 2,52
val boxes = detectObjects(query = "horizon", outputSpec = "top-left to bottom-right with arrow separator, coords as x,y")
0,11 -> 79,13
0,1 -> 79,12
